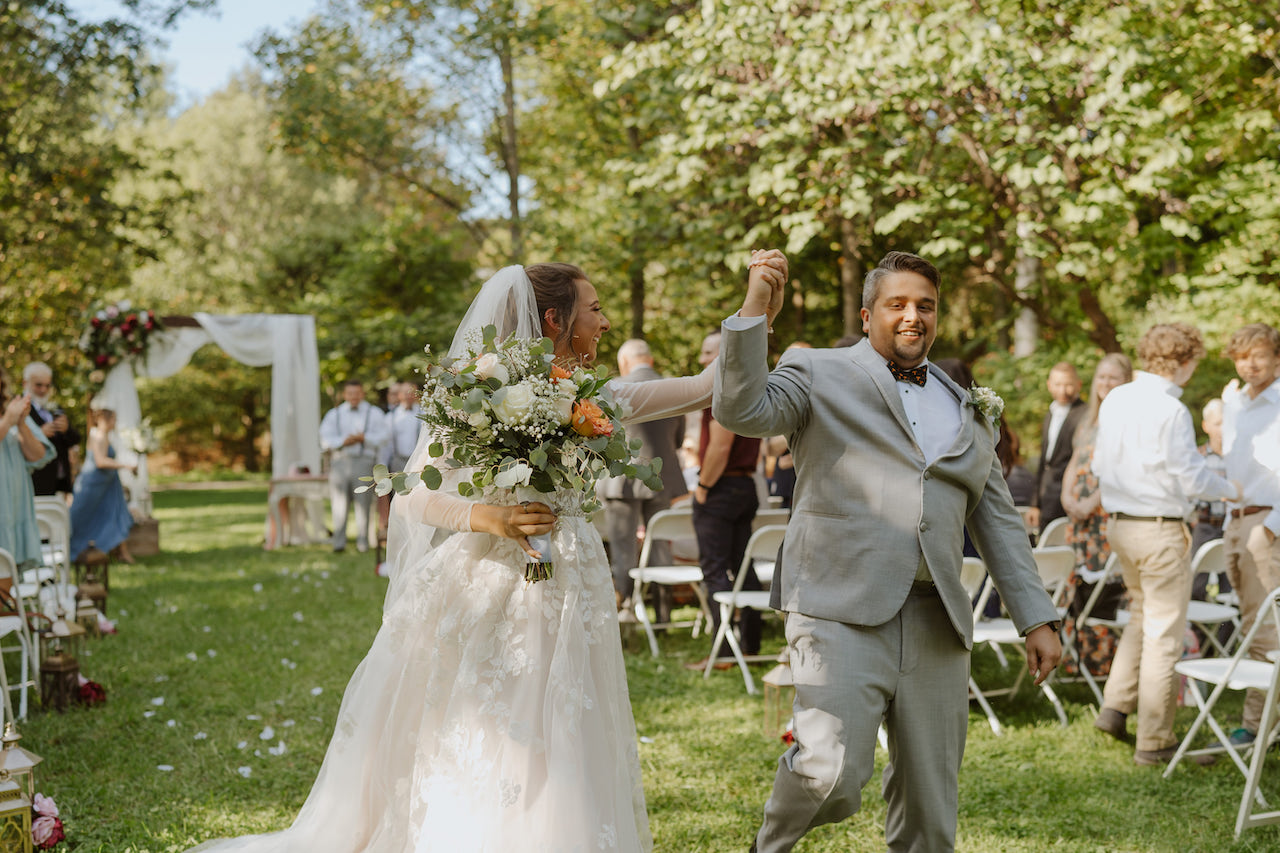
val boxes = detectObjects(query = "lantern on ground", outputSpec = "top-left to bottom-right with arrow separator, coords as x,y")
761,649 -> 795,739
35,608 -> 85,712
0,723 -> 42,852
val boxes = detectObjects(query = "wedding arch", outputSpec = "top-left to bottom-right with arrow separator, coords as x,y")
94,313 -> 321,514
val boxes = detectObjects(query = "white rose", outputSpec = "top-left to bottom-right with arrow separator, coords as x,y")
494,461 -> 533,488
467,410 -> 490,429
492,382 -> 536,424
473,353 -> 509,385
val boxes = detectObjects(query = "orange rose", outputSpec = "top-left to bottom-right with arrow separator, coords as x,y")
550,364 -> 573,381
570,398 -> 613,437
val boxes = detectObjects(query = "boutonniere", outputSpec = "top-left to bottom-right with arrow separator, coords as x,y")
967,386 -> 1005,423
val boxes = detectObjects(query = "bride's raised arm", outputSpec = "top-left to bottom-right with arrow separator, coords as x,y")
608,367 -> 714,425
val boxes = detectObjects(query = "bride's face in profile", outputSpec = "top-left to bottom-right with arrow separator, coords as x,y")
557,278 -> 611,365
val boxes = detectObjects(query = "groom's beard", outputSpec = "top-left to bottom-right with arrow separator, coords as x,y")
29,392 -> 51,409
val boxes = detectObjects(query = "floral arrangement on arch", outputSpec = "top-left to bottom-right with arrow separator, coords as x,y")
365,325 -> 663,515
32,792 -> 65,850
117,417 -> 160,455
80,300 -> 164,377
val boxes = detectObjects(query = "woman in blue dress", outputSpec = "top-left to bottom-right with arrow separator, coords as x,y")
0,366 -> 56,570
70,407 -> 136,563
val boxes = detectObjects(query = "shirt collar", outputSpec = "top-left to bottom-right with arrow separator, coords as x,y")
1136,370 -> 1184,399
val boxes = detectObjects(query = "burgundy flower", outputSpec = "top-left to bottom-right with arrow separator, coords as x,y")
79,679 -> 106,705
94,354 -> 108,367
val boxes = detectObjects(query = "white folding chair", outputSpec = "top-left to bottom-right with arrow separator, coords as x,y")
1188,539 -> 1240,656
751,508 -> 790,532
967,547 -> 1074,734
0,549 -> 40,721
702,525 -> 788,693
1062,552 -> 1130,706
1036,516 -> 1069,549
1164,586 -> 1280,838
628,508 -> 711,657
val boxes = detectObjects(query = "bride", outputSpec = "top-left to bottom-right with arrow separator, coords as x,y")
189,256 -> 788,853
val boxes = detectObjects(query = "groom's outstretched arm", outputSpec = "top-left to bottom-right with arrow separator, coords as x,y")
714,250 -> 808,438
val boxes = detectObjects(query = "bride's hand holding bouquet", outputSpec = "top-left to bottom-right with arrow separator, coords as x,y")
364,323 -> 663,580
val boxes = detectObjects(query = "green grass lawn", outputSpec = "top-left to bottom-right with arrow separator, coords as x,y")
18,486 -> 1280,851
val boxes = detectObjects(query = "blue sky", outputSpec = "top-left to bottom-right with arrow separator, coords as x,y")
72,0 -> 322,105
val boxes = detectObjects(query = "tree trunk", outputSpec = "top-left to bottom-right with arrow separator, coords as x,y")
1012,221 -> 1039,358
628,234 -> 645,339
1076,282 -> 1121,352
839,218 -> 863,337
498,34 -> 522,260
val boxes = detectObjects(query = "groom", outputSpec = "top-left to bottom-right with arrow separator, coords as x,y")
716,250 -> 1061,852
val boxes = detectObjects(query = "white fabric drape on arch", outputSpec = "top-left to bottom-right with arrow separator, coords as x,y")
96,314 -> 321,512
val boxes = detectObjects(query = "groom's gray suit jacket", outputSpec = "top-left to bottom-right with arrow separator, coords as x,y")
714,326 -> 1058,649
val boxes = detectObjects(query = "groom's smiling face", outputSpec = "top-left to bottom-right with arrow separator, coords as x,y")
861,271 -> 938,369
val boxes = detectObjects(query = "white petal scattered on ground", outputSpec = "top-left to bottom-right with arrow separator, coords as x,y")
207,649 -> 217,657
154,674 -> 169,682
154,599 -> 163,607
254,749 -> 262,757
157,765 -> 174,772
185,652 -> 198,662
202,625 -> 212,633
260,726 -> 275,740
268,741 -> 287,756
166,719 -> 176,728
237,569 -> 246,577
320,571 -> 329,579
281,659 -> 296,670
237,766 -> 252,778
282,719 -> 295,727
252,583 -> 263,593
639,736 -> 655,744
292,612 -> 304,622
143,710 -> 156,719
310,716 -> 323,723
151,697 -> 165,706
310,687 -> 323,696
237,741 -> 248,750
246,714 -> 261,720
194,732 -> 208,740
119,609 -> 128,617
169,605 -> 178,614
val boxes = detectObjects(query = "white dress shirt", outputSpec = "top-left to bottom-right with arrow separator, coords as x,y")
1222,380 -> 1280,535
319,401 -> 389,458
387,404 -> 424,462
1045,400 -> 1072,457
1093,371 -> 1234,518
896,364 -> 962,465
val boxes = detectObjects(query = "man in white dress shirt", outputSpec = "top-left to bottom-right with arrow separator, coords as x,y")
320,379 -> 389,553
1092,323 -> 1241,764
1220,323 -> 1280,746
385,381 -> 423,472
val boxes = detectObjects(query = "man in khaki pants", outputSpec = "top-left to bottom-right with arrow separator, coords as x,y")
1092,323 -> 1241,764
1221,323 -> 1280,746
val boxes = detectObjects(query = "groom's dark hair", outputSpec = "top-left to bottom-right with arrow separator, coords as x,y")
861,251 -> 940,310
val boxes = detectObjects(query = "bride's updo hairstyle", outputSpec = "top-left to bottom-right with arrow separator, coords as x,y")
526,262 -> 588,354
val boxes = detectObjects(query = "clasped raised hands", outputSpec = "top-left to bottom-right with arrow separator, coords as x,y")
741,249 -> 789,327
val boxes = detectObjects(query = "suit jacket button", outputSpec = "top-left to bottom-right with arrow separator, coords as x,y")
919,521 -> 928,532
923,471 -> 932,480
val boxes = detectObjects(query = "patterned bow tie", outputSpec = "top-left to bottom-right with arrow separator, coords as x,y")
887,361 -> 928,387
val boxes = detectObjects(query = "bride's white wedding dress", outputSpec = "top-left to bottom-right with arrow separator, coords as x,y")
189,372 -> 710,853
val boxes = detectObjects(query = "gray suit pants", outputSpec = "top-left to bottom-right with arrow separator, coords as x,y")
329,452 -> 376,550
757,591 -> 969,853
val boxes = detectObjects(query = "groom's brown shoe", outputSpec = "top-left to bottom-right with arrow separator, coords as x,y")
749,840 -> 758,853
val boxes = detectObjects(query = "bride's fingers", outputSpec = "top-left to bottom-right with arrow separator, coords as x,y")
514,535 -> 542,559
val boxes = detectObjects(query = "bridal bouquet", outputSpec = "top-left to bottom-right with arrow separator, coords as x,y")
365,325 -> 663,581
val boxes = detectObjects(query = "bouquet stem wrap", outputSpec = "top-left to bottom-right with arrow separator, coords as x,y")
517,486 -> 554,583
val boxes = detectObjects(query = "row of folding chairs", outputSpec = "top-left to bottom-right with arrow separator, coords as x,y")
626,507 -> 789,687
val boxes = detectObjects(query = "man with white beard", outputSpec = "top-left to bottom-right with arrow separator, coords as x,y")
23,362 -> 80,500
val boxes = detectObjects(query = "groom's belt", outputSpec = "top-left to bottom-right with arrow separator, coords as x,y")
720,469 -> 756,478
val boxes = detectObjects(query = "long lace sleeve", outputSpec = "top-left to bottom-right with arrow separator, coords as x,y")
609,364 -> 713,425
395,482 -> 475,532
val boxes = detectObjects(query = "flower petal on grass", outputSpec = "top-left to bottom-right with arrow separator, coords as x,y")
237,766 -> 252,778
260,726 -> 275,740
157,765 -> 174,772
